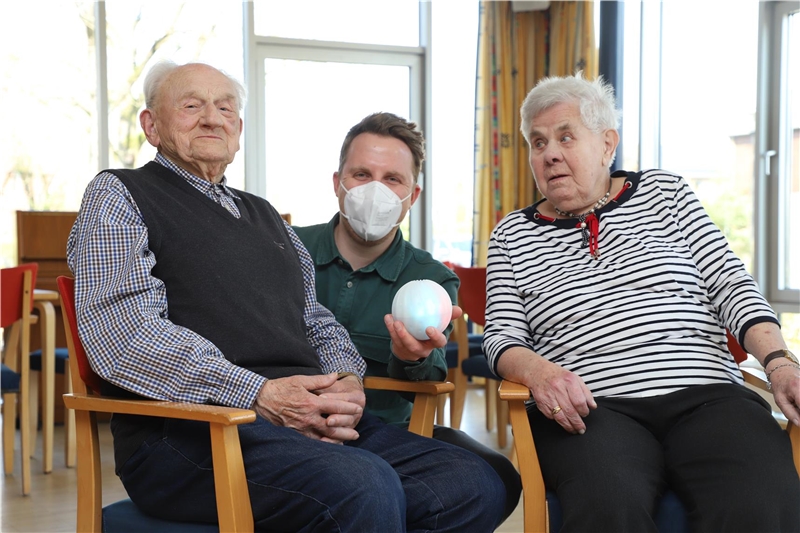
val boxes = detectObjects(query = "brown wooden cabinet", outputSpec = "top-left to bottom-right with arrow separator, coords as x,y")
16,211 -> 77,293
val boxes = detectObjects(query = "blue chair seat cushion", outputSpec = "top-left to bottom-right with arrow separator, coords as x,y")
103,499 -> 219,532
461,354 -> 495,380
444,333 -> 484,368
29,347 -> 69,374
546,489 -> 688,532
1,363 -> 21,393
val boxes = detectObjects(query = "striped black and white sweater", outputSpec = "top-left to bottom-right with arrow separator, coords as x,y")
484,169 -> 779,399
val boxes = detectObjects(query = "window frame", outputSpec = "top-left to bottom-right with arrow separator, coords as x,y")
757,1 -> 800,312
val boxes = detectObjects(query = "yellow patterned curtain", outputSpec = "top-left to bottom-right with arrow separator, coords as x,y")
473,1 -> 597,266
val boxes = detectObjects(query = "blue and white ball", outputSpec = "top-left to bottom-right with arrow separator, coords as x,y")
391,280 -> 452,341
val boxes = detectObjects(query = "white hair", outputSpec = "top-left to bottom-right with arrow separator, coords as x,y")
520,71 -> 620,143
142,60 -> 248,111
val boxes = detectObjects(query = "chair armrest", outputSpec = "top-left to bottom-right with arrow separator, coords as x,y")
499,379 -> 532,401
64,393 -> 255,532
363,377 -> 453,438
740,366 -> 770,393
363,376 -> 454,395
63,393 -> 256,425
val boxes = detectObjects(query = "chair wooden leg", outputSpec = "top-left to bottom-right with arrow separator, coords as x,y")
36,300 -> 56,475
438,368 -> 457,426
20,353 -> 31,495
74,409 -> 102,532
495,380 -> 508,449
210,424 -> 253,532
28,369 -> 40,463
2,322 -> 20,476
508,399 -> 547,533
436,395 -> 446,426
407,393 -> 437,438
509,437 -> 519,470
64,369 -> 76,467
2,392 -> 16,475
485,379 -> 496,432
450,368 -> 468,430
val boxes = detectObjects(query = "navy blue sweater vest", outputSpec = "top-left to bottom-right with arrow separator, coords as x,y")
105,162 -> 322,469
113,162 -> 322,378
112,162 -> 322,379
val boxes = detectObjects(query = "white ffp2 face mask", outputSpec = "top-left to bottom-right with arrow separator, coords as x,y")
339,181 -> 412,241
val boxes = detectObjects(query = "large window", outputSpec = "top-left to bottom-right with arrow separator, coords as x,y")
0,1 -> 244,269
629,1 -> 760,271
0,2 -> 97,266
619,0 -> 800,350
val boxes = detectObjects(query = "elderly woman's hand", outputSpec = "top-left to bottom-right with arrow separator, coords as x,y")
530,358 -> 597,435
768,364 -> 800,427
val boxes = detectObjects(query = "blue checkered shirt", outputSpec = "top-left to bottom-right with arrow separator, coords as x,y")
66,154 -> 365,409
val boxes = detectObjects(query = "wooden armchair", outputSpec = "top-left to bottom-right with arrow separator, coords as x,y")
499,343 -> 800,533
1,263 -> 38,495
58,276 -> 453,532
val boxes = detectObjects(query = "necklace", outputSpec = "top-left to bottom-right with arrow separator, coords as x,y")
553,180 -> 613,220
552,180 -> 613,260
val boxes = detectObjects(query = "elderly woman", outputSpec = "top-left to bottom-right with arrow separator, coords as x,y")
483,73 -> 800,531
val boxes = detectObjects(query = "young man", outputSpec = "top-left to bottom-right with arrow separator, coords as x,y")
67,62 -> 506,531
294,112 -> 521,523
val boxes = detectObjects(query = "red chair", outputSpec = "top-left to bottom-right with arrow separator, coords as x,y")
1,263 -> 38,495
448,265 -> 509,448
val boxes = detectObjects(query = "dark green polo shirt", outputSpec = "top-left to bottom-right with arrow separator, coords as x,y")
294,214 -> 459,425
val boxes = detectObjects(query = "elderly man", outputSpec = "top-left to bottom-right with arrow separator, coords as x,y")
67,61 -> 505,531
294,111 -> 521,523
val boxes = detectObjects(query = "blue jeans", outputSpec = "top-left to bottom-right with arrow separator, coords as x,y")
117,412 -> 505,532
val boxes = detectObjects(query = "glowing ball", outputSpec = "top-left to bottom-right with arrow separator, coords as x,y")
391,280 -> 453,341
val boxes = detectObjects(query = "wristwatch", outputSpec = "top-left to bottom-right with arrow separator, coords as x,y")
762,348 -> 799,368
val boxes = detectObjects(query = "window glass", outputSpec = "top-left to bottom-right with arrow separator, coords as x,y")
779,313 -> 800,353
262,59 -> 410,227
254,0 -> 419,47
659,1 -> 759,272
0,1 -> 97,266
105,0 -> 244,187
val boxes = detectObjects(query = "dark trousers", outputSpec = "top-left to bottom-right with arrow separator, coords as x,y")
432,425 -> 522,522
117,412 -> 506,532
528,383 -> 800,533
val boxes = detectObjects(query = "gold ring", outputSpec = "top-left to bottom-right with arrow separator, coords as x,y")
551,406 -> 562,416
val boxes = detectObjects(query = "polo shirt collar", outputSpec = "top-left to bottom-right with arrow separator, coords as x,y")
318,214 -> 406,282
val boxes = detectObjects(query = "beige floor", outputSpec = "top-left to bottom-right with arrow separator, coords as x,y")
1,385 -> 525,533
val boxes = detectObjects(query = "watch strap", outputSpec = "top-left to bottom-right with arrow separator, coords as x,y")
763,349 -> 799,368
